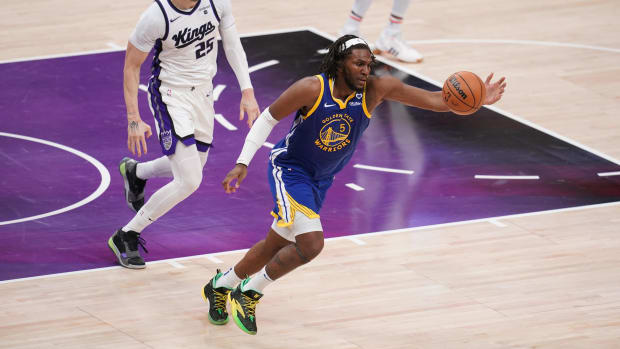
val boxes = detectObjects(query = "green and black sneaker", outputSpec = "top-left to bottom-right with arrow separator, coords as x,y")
229,278 -> 263,335
202,269 -> 232,325
119,157 -> 147,213
107,229 -> 147,269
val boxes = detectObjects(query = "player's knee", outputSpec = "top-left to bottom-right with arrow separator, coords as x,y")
186,174 -> 202,193
177,172 -> 202,195
296,236 -> 324,263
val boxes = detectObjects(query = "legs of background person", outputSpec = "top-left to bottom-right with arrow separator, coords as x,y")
340,0 -> 373,37
374,0 -> 424,63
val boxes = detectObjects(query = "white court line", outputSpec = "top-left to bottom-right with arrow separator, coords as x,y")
249,60 -> 279,73
598,171 -> 620,177
408,39 -> 620,54
345,183 -> 365,191
214,113 -> 238,131
347,236 -> 367,245
138,84 -> 148,92
263,142 -> 274,148
489,219 -> 507,227
106,42 -> 123,50
4,200 -> 619,285
475,175 -> 540,180
167,260 -> 186,269
213,84 -> 226,101
211,60 -> 278,131
353,164 -> 414,175
0,132 -> 111,226
0,47 -> 125,64
206,255 -> 223,264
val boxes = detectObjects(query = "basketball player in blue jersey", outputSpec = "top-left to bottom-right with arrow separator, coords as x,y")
202,35 -> 506,334
107,0 -> 260,270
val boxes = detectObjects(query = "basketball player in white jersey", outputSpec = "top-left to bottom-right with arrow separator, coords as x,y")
108,0 -> 260,269
340,0 -> 424,63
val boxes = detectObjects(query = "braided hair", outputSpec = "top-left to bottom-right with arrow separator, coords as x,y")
320,35 -> 375,80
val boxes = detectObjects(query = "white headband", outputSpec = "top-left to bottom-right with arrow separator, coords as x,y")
342,38 -> 368,51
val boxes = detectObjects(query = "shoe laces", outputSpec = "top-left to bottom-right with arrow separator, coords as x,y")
240,293 -> 260,317
213,289 -> 229,310
126,233 -> 148,253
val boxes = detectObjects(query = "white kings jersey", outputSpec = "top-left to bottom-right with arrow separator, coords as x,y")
130,0 -> 234,87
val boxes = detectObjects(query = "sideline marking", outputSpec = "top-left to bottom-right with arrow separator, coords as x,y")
346,183 -> 365,191
598,171 -> 620,177
4,201 -> 619,284
354,164 -> 414,175
475,175 -> 540,180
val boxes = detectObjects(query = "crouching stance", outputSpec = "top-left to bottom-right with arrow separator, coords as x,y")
203,34 -> 506,334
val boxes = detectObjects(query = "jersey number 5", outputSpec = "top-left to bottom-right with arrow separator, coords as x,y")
195,37 -> 215,59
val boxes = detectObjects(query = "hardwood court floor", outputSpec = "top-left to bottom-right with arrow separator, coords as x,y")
1,0 -> 619,348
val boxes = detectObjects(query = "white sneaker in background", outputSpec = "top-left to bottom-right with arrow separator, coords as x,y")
373,31 -> 423,63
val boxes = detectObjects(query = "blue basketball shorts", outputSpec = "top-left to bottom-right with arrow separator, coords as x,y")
267,161 -> 332,228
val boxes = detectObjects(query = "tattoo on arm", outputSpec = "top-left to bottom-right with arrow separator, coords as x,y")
129,121 -> 139,131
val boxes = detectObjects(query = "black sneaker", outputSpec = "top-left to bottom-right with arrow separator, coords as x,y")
120,157 -> 147,212
202,269 -> 232,325
107,229 -> 148,269
229,278 -> 263,335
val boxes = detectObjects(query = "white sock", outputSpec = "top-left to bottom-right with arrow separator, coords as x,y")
352,0 -> 373,17
384,0 -> 412,36
241,266 -> 273,294
344,0 -> 372,30
214,267 -> 242,289
123,209 -> 153,233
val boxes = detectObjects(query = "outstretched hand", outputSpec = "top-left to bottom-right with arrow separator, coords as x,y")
239,88 -> 260,128
483,73 -> 507,105
127,118 -> 152,157
222,164 -> 248,194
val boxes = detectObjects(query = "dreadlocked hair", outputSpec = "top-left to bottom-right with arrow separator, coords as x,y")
320,35 -> 375,80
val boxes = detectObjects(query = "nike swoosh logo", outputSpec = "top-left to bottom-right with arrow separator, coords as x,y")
170,16 -> 181,22
324,103 -> 336,108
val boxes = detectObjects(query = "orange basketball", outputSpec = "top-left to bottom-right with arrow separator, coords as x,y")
442,71 -> 486,115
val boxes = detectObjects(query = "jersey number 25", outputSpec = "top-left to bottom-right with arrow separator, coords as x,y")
195,37 -> 215,59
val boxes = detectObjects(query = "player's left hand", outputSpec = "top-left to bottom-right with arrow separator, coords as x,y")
222,164 -> 248,194
240,88 -> 260,128
483,73 -> 507,105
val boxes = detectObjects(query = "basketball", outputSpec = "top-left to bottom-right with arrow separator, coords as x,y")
442,71 -> 486,115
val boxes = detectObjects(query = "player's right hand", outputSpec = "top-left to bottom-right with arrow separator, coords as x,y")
127,118 -> 152,157
222,164 -> 248,194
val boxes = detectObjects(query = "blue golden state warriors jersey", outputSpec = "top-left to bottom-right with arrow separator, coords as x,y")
270,73 -> 371,181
